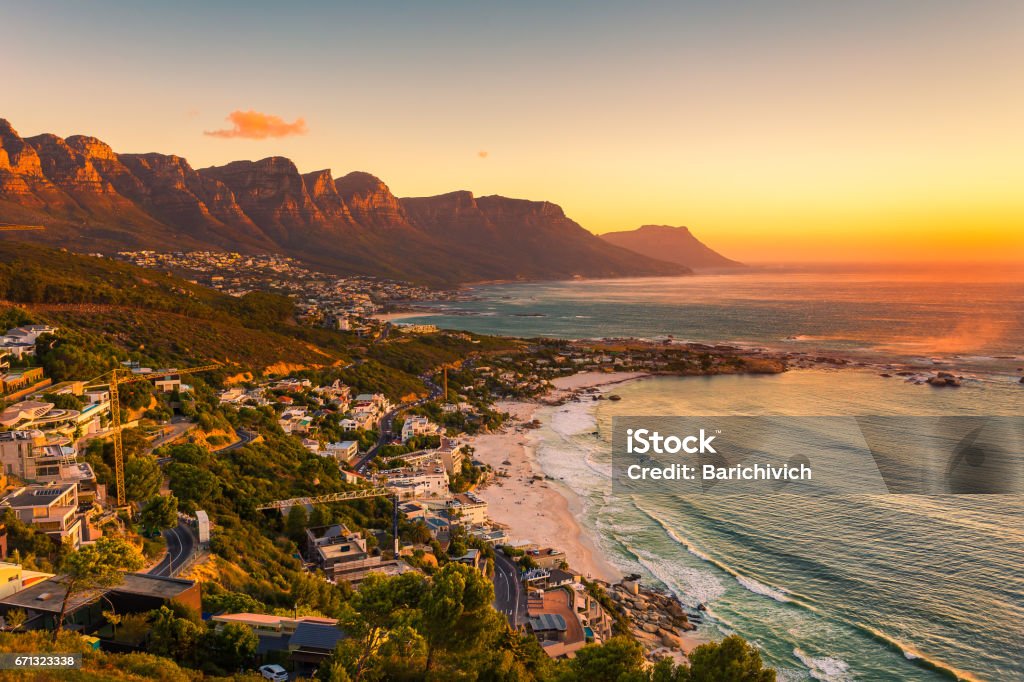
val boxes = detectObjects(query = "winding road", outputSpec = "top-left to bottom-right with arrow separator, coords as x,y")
493,550 -> 527,628
148,520 -> 197,578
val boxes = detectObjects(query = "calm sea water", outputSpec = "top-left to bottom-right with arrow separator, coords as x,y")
402,269 -> 1024,376
537,372 -> 1023,681
405,271 -> 1024,680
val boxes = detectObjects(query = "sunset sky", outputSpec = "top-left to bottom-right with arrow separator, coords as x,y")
6,1 -> 1023,263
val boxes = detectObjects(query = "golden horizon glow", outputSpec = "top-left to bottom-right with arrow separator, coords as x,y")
4,2 -> 1022,264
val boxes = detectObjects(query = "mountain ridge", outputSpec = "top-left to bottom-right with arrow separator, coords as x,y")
600,224 -> 744,269
1,118 -> 692,284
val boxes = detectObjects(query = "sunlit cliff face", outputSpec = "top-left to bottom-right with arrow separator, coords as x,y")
4,2 -> 1022,265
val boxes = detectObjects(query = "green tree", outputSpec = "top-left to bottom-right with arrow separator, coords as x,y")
124,456 -> 162,503
553,635 -> 648,682
285,504 -> 309,542
202,589 -> 266,615
42,392 -> 84,411
309,504 -> 335,528
149,605 -> 204,665
4,608 -> 28,632
201,621 -> 258,673
141,494 -> 179,533
330,571 -> 429,680
446,523 -> 468,558
167,462 -> 219,511
421,562 -> 494,673
407,520 -> 432,545
686,635 -> 776,682
163,443 -> 211,466
54,537 -> 145,640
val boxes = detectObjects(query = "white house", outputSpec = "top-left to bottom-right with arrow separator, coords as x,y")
324,441 -> 359,463
401,416 -> 440,443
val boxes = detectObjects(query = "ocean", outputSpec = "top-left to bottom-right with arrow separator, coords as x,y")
401,270 -> 1024,680
401,268 -> 1024,377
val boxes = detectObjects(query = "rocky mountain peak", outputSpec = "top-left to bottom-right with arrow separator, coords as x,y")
0,117 -> 696,284
334,171 -> 409,229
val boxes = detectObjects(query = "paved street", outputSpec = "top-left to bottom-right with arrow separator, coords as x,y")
148,520 -> 197,578
353,369 -> 445,472
493,550 -> 526,628
211,428 -> 258,453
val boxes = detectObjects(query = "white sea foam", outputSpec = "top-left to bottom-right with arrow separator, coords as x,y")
776,668 -> 812,682
630,547 -> 727,606
792,648 -> 852,681
735,574 -> 792,603
548,409 -> 597,440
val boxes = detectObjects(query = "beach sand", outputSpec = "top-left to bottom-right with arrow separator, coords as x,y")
470,372 -> 648,583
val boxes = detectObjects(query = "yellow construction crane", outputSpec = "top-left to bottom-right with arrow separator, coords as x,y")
0,224 -> 46,231
88,364 -> 219,507
257,487 -> 406,555
439,360 -> 462,403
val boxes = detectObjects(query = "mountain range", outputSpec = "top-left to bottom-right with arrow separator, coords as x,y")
600,225 -> 744,270
0,118 -> 735,285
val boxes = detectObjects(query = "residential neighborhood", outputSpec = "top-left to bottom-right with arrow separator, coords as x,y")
0,278 -> 768,679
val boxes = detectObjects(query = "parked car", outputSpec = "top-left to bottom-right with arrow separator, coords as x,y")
259,664 -> 288,681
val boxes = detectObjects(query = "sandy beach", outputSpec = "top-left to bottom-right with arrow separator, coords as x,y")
470,371 -> 649,583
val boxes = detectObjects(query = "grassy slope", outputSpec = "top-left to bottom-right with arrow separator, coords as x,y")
0,242 -> 348,372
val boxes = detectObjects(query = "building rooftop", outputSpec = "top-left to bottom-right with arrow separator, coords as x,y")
0,579 -> 84,613
289,621 -> 346,651
110,573 -> 198,600
528,613 -> 567,632
0,572 -> 196,613
2,483 -> 77,509
306,523 -> 356,543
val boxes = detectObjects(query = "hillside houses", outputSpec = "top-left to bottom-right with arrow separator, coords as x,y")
304,523 -> 410,587
0,483 -> 95,549
401,415 -> 441,443
1,325 -> 56,360
0,397 -> 108,439
322,440 -> 359,464
375,461 -> 449,499
115,251 -> 457,332
446,492 -> 488,525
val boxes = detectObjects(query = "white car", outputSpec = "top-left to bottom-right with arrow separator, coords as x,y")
259,664 -> 289,681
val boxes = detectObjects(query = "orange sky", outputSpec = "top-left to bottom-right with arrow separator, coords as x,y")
4,2 -> 1023,264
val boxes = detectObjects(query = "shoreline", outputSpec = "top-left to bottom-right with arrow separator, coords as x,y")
470,372 -> 650,584
372,310 -> 441,323
470,370 -> 715,658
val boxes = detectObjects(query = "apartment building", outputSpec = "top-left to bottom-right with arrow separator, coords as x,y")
1,483 -> 84,548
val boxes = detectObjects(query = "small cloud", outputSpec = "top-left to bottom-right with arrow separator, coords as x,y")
478,150 -> 489,159
205,110 -> 308,139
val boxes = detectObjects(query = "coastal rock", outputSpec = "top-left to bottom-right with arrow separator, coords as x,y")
659,629 -> 684,648
641,622 -> 660,634
926,375 -> 961,387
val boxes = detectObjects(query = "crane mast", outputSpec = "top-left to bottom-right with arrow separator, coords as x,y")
88,364 -> 219,507
257,487 -> 405,556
